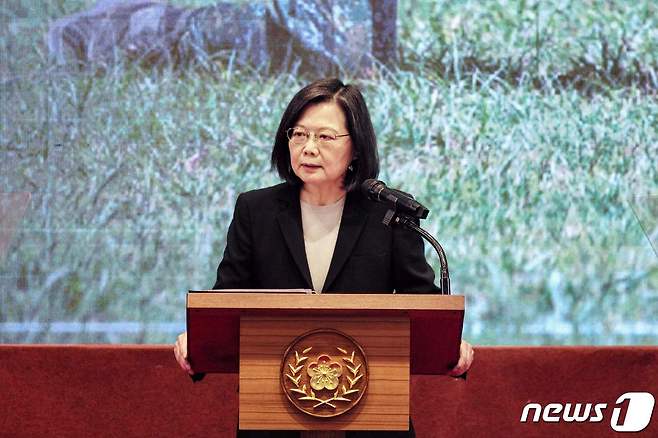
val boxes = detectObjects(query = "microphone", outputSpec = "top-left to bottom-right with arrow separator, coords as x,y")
361,179 -> 450,294
361,179 -> 429,219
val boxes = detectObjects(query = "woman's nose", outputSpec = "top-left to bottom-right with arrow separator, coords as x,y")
302,136 -> 319,155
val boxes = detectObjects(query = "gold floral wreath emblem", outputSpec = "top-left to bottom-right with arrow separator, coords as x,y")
280,329 -> 368,418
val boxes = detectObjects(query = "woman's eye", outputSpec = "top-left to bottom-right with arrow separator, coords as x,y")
319,134 -> 333,141
293,131 -> 306,138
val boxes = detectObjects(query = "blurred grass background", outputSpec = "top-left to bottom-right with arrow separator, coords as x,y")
1,0 -> 657,344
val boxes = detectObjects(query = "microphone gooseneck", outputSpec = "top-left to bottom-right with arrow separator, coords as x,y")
393,214 -> 451,295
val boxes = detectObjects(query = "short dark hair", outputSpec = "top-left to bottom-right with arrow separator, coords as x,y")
271,78 -> 379,192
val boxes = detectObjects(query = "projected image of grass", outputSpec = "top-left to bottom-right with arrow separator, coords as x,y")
1,0 -> 656,344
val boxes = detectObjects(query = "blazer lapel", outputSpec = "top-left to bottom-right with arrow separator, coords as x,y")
322,190 -> 369,292
276,185 -> 313,289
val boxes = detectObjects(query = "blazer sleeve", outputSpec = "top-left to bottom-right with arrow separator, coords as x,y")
212,193 -> 254,289
391,220 -> 441,294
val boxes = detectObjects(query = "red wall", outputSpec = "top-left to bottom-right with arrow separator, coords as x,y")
1,346 -> 656,437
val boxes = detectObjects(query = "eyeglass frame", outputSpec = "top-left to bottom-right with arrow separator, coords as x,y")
286,126 -> 350,146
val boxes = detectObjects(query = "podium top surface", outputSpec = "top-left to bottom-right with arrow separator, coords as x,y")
187,291 -> 464,312
186,291 -> 465,375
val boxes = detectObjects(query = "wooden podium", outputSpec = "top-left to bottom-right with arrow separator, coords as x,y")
187,291 -> 464,432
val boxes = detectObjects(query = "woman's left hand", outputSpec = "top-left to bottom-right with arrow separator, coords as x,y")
448,340 -> 474,377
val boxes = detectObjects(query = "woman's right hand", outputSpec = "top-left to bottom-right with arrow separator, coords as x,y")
174,331 -> 194,375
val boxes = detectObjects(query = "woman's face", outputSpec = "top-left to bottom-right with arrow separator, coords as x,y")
289,101 -> 353,192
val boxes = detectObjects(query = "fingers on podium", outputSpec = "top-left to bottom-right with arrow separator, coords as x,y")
174,332 -> 194,375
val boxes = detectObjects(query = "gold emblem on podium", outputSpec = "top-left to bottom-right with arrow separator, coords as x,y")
281,329 -> 368,418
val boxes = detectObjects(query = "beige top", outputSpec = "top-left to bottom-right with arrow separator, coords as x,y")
300,196 -> 345,292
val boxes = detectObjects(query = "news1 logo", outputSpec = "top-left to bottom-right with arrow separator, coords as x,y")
520,392 -> 655,432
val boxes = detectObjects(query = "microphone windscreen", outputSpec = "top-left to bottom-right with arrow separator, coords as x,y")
361,179 -> 383,199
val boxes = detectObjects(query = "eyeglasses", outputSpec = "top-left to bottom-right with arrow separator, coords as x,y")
286,127 -> 350,146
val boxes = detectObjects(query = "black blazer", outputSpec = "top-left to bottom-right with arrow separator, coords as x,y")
213,183 -> 439,294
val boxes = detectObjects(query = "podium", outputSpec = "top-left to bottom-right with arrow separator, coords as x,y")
187,291 -> 464,432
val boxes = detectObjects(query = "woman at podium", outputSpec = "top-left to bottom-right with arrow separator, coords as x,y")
175,78 -> 474,437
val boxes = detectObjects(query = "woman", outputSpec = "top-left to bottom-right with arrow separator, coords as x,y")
175,78 -> 474,436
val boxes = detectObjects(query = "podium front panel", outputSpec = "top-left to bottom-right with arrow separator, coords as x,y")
238,315 -> 410,431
